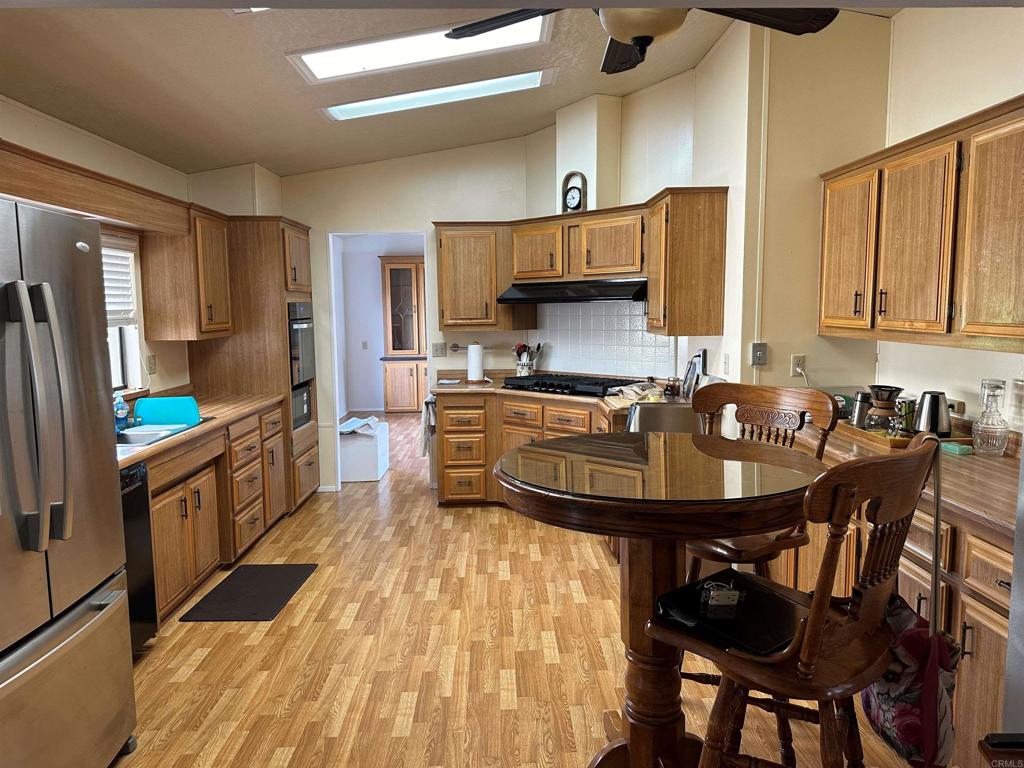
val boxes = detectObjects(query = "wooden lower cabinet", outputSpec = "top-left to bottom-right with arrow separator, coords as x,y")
151,466 -> 220,617
234,499 -> 266,554
293,445 -> 320,508
384,361 -> 421,412
897,556 -> 949,625
502,425 -> 542,451
442,468 -> 487,501
794,521 -> 858,596
952,594 -> 1008,768
262,432 -> 288,526
580,460 -> 643,499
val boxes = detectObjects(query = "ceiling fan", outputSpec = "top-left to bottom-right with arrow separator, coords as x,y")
446,7 -> 840,74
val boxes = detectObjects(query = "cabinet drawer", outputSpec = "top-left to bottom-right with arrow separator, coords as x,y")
544,406 -> 591,433
230,432 -> 262,469
232,460 -> 264,510
442,468 -> 487,501
906,509 -> 952,569
228,414 -> 259,441
442,434 -> 486,465
502,400 -> 542,427
442,407 -> 486,432
293,446 -> 320,506
962,535 -> 1013,611
233,499 -> 266,554
260,407 -> 284,439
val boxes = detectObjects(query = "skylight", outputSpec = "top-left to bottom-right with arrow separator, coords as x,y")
324,70 -> 552,122
293,16 -> 549,83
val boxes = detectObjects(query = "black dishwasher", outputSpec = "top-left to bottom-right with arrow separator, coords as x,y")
120,462 -> 157,654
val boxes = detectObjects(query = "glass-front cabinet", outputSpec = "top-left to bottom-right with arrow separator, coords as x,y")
380,256 -> 426,356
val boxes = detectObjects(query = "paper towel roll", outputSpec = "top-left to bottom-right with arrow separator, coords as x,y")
467,342 -> 484,383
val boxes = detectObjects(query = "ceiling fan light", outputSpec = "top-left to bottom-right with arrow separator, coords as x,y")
598,8 -> 688,44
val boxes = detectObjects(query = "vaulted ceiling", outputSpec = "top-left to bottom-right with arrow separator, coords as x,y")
0,8 -> 732,176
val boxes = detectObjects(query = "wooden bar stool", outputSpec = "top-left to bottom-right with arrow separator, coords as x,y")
686,384 -> 840,583
648,434 -> 939,768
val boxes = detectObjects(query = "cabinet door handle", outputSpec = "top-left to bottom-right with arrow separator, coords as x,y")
179,496 -> 188,519
456,479 -> 471,487
996,578 -> 1012,592
548,252 -> 554,269
268,420 -> 280,428
585,248 -> 592,266
305,459 -> 315,467
193,488 -> 201,512
291,265 -> 298,282
249,516 -> 258,527
915,592 -> 927,615
245,444 -> 258,452
877,289 -> 887,316
455,445 -> 471,451
960,622 -> 974,657
268,448 -> 275,467
409,368 -> 414,377
247,474 -> 259,484
483,301 -> 489,318
853,290 -> 862,316
206,303 -> 214,322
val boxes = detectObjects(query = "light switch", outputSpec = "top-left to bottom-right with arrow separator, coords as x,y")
750,342 -> 768,367
361,340 -> 368,350
432,342 -> 448,358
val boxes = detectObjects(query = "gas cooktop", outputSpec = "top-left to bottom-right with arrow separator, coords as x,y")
502,374 -> 642,398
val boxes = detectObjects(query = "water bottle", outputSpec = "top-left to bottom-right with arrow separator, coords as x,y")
114,394 -> 129,433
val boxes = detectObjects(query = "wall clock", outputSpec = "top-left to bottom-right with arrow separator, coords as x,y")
561,171 -> 587,213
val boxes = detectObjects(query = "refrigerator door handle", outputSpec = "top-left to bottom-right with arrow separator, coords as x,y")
29,282 -> 73,539
6,280 -> 51,551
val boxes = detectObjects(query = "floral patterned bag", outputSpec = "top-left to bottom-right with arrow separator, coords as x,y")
860,595 -> 961,766
860,437 -> 961,767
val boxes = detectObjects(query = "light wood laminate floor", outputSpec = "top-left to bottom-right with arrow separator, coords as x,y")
120,414 -> 904,768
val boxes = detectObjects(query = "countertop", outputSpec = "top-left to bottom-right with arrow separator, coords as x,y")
116,394 -> 284,469
804,427 -> 1020,549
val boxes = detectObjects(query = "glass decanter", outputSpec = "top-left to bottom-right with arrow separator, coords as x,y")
973,379 -> 1010,456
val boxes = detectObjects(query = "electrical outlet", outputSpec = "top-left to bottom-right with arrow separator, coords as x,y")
790,354 -> 806,377
722,353 -> 730,376
144,354 -> 157,375
750,342 -> 768,367
361,340 -> 368,350
432,342 -> 448,358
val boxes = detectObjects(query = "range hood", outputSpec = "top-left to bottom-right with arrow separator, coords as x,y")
497,278 -> 647,304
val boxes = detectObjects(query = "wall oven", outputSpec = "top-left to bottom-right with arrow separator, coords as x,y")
292,383 -> 312,431
289,301 -> 315,385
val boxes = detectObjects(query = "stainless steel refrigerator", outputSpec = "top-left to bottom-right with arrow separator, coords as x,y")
0,200 -> 136,766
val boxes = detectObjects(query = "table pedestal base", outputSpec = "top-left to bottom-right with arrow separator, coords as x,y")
588,538 -> 704,768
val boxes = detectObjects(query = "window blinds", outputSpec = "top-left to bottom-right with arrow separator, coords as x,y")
100,232 -> 138,328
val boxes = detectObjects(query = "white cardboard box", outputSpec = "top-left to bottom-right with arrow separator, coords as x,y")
339,419 -> 390,482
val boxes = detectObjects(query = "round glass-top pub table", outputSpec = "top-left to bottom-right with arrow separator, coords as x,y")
494,431 -> 826,768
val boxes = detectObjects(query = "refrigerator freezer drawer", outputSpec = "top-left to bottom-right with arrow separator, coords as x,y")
0,571 -> 136,768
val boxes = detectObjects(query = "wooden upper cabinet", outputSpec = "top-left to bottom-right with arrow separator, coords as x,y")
141,209 -> 232,341
512,225 -> 562,278
438,230 -> 496,326
283,224 -> 312,292
581,214 -> 643,274
958,116 -> 1024,338
819,170 -> 879,329
195,214 -> 231,333
646,200 -> 668,329
645,190 -> 727,336
381,258 -> 425,355
875,142 -> 958,333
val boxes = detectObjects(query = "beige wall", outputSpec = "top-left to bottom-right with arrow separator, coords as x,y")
754,11 -> 889,388
555,95 -> 622,210
524,125 -> 556,218
188,163 -> 284,216
690,22 -> 753,382
620,70 -> 695,204
281,137 -> 537,487
878,8 -> 1024,419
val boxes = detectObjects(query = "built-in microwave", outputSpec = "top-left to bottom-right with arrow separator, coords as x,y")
288,302 -> 315,386
292,383 -> 312,431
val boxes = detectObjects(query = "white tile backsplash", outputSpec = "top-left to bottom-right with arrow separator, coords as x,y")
527,302 -> 676,378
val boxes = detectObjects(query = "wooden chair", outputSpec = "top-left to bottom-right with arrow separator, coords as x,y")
686,384 -> 840,583
648,433 -> 939,768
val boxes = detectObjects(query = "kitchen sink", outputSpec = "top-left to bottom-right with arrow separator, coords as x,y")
116,430 -> 174,446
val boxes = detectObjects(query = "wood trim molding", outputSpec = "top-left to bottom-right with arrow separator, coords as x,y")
0,138 -> 190,234
432,186 -> 728,229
